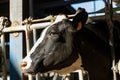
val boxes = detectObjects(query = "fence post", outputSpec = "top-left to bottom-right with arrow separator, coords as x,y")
9,0 -> 23,80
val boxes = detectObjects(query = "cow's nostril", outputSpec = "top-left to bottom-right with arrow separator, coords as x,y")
21,61 -> 27,67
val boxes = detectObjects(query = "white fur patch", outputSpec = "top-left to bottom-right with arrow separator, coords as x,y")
54,15 -> 67,23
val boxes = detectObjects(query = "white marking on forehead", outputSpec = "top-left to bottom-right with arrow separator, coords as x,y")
29,26 -> 50,55
54,14 -> 67,23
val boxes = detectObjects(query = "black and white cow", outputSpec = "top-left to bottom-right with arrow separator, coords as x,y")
21,8 -> 120,80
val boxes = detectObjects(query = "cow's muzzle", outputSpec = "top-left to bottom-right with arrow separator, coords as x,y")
21,61 -> 27,68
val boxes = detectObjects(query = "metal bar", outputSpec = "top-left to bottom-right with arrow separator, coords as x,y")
25,28 -> 33,80
22,15 -> 55,24
33,29 -> 37,43
25,29 -> 30,54
22,14 -> 75,24
104,0 -> 117,80
1,34 -> 7,80
22,13 -> 120,25
0,11 -> 120,34
2,22 -> 51,33
30,22 -> 51,29
10,0 -> 23,80
10,33 -> 23,80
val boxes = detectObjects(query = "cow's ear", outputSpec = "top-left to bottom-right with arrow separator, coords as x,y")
72,8 -> 88,31
76,21 -> 82,30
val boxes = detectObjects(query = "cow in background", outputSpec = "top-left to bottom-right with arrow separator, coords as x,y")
20,8 -> 120,80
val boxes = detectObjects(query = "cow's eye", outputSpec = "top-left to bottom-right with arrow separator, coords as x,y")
49,31 -> 58,36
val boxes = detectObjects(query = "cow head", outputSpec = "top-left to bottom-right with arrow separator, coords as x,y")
20,8 -> 88,74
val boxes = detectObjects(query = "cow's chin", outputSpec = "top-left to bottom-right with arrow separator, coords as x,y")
21,67 -> 38,75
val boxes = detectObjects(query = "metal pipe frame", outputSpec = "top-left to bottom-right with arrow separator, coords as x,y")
1,33 -> 7,80
2,11 -> 120,34
2,22 -> 51,33
0,16 -> 53,80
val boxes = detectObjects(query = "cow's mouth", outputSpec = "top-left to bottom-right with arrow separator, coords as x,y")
20,59 -> 45,75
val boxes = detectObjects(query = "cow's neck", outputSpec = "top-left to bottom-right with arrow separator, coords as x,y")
49,54 -> 84,74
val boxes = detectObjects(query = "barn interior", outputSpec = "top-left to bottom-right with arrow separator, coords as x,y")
0,0 -> 120,80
